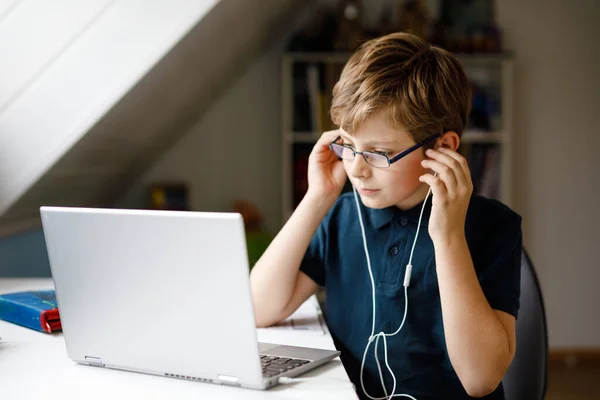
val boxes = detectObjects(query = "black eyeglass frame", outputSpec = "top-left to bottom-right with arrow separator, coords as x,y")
329,134 -> 440,168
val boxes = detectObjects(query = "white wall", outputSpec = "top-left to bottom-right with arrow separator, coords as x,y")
0,0 -> 218,217
118,4 -> 317,235
123,0 -> 600,347
119,43 -> 284,234
497,0 -> 600,348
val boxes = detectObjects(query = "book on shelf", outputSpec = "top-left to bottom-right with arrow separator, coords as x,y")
292,63 -> 312,132
478,146 -> 502,199
306,64 -> 323,133
460,143 -> 502,199
292,144 -> 311,208
292,62 -> 343,135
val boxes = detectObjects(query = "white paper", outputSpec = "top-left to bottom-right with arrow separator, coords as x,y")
256,297 -> 326,346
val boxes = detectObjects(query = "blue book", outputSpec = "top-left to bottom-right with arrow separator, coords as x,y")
0,290 -> 61,333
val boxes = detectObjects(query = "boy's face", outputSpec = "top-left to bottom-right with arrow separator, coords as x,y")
338,113 -> 431,210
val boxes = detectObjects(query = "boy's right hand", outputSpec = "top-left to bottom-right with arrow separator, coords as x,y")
306,130 -> 347,201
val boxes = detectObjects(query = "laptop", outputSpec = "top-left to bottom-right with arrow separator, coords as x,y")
39,206 -> 339,390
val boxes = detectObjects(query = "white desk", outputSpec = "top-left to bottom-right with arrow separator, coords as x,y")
0,279 -> 357,399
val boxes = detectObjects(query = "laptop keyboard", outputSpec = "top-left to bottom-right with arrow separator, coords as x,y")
260,355 -> 310,377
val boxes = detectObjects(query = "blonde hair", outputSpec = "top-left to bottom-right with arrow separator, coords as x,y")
330,32 -> 471,143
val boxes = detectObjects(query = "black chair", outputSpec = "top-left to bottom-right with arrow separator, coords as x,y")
502,249 -> 548,400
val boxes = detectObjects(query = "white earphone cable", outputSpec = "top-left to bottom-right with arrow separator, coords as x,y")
353,178 -> 434,400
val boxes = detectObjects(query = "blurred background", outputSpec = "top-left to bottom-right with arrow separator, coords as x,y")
0,0 -> 598,397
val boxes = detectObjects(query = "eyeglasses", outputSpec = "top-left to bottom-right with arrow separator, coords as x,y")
329,134 -> 439,168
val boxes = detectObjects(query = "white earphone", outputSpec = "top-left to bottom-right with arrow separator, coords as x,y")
352,175 -> 435,400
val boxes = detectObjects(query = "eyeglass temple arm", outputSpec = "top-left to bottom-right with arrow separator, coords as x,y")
329,136 -> 342,151
388,134 -> 439,164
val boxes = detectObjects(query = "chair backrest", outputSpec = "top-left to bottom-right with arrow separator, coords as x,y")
502,249 -> 548,400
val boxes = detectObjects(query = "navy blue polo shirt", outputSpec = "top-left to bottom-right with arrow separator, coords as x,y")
300,193 -> 522,400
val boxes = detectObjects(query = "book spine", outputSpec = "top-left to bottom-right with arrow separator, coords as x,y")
40,309 -> 61,333
0,298 -> 44,332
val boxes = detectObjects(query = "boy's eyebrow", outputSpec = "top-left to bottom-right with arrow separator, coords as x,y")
364,140 -> 398,146
339,133 -> 398,147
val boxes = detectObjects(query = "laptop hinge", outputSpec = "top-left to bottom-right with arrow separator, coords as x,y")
217,374 -> 240,386
85,356 -> 105,367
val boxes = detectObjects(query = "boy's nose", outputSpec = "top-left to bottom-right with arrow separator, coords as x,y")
348,154 -> 371,179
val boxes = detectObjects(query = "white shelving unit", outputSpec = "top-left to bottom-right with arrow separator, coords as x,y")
281,52 -> 514,224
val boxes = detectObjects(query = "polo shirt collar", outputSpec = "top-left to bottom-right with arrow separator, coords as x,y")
365,196 -> 433,230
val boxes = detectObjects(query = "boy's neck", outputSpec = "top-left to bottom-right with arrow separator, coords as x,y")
394,182 -> 430,211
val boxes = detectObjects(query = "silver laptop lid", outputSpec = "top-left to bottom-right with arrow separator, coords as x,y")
40,207 -> 263,385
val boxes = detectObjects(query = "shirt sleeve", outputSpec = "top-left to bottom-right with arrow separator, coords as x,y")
299,218 -> 328,287
476,213 -> 523,319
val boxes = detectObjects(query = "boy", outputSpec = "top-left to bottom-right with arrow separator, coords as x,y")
250,32 -> 521,400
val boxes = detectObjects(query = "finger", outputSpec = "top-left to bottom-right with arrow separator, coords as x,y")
316,129 -> 341,147
436,147 -> 472,185
421,158 -> 458,197
419,173 -> 448,204
332,158 -> 348,181
310,129 -> 341,162
425,148 -> 468,189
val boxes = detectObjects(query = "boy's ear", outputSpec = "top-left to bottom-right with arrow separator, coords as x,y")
437,131 -> 460,151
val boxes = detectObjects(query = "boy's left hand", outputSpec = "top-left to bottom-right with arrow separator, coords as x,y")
419,148 -> 473,244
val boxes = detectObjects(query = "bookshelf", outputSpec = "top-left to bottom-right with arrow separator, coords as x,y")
281,52 -> 514,224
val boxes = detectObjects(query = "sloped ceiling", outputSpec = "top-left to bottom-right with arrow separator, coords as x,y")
0,0 -> 302,237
